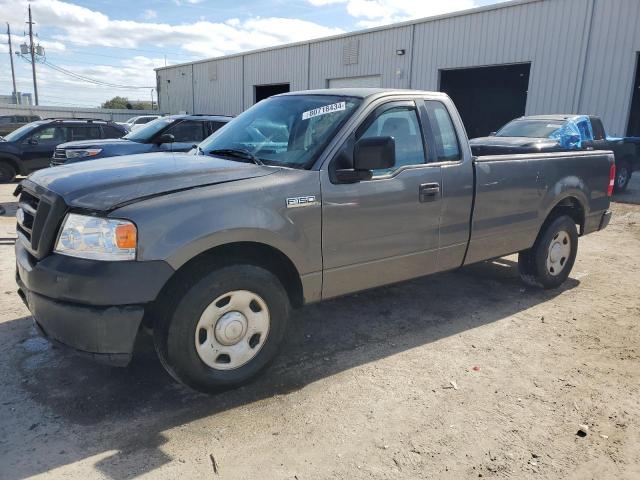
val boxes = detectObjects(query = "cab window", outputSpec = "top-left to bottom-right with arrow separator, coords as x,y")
165,120 -> 206,143
424,101 -> 461,162
30,126 -> 67,144
358,106 -> 425,176
69,125 -> 101,141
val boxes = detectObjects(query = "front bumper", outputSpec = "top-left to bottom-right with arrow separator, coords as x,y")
16,241 -> 174,366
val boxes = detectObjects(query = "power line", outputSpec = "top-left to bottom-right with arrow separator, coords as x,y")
41,59 -> 155,89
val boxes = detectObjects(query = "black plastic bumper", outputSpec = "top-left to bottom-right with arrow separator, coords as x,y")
599,209 -> 612,230
15,241 -> 174,366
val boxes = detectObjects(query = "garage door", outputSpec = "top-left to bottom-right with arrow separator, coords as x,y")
328,75 -> 382,88
439,63 -> 531,139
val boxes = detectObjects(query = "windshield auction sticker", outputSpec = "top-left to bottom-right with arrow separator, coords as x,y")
302,102 -> 346,120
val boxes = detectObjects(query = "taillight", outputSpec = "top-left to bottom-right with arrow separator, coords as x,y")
607,163 -> 616,197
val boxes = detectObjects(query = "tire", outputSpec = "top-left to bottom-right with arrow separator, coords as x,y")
154,264 -> 290,392
518,215 -> 578,289
613,161 -> 631,192
0,161 -> 17,183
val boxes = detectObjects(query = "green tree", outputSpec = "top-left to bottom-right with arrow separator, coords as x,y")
101,96 -> 133,109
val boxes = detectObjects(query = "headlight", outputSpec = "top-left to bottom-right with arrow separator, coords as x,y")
55,214 -> 137,261
65,148 -> 102,159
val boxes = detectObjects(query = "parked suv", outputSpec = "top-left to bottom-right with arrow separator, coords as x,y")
52,114 -> 232,166
0,118 -> 127,182
0,114 -> 42,137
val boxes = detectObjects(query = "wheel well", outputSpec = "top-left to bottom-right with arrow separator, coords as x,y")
144,242 -> 304,328
547,196 -> 585,234
0,157 -> 19,174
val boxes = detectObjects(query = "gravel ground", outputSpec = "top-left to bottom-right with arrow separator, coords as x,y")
0,177 -> 638,479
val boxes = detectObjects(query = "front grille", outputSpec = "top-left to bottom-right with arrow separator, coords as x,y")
51,148 -> 67,166
16,182 -> 67,260
17,190 -> 39,242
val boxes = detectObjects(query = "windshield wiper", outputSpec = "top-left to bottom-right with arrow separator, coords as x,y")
208,148 -> 264,166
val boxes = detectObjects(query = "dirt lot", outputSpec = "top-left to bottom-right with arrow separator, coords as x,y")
0,177 -> 639,480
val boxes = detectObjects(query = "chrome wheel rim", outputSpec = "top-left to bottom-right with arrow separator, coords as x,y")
194,290 -> 270,370
617,167 -> 628,188
546,230 -> 571,276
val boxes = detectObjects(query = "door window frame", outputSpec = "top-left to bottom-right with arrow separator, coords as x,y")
330,99 -> 432,181
418,98 -> 464,166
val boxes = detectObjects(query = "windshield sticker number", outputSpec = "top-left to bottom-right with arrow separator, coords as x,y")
302,102 -> 346,120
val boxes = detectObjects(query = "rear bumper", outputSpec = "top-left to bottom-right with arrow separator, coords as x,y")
15,240 -> 174,366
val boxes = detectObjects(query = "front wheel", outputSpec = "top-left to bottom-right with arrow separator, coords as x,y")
154,264 -> 291,392
0,162 -> 16,183
518,215 -> 578,289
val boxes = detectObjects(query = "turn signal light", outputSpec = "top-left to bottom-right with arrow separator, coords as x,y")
607,163 -> 616,197
115,224 -> 137,249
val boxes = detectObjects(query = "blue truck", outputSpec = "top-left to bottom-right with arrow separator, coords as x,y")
470,115 -> 640,191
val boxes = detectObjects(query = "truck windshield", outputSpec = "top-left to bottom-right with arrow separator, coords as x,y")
124,117 -> 175,142
198,95 -> 362,169
496,119 -> 565,138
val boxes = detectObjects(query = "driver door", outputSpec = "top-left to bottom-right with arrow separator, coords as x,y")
22,125 -> 69,171
163,120 -> 208,152
320,100 -> 443,298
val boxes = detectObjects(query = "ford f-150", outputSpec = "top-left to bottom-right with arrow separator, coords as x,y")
15,89 -> 614,392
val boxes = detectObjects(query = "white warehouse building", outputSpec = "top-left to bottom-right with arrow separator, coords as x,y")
155,0 -> 640,138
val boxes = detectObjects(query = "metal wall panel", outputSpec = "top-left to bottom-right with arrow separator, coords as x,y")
157,65 -> 194,114
192,57 -> 243,115
309,26 -> 413,89
243,45 -> 309,109
411,0 -> 591,117
579,0 -> 640,135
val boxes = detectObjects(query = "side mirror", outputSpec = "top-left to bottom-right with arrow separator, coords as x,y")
27,138 -> 38,145
489,131 -> 497,136
335,136 -> 396,183
353,136 -> 396,171
156,133 -> 175,144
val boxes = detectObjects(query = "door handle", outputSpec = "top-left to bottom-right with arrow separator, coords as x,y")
419,182 -> 440,202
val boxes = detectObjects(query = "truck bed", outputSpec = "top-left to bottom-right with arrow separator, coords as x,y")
465,150 -> 614,264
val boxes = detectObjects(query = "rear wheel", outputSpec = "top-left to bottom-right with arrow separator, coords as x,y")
154,264 -> 290,392
0,161 -> 16,183
614,161 -> 631,192
518,215 -> 578,289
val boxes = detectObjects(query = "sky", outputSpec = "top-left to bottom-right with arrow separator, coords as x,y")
0,0 -> 503,108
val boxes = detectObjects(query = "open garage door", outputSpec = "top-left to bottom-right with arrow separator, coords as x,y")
440,63 -> 531,139
627,53 -> 640,136
328,75 -> 382,89
255,83 -> 290,103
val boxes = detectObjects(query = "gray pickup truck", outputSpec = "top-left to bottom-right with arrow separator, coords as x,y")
15,89 -> 614,392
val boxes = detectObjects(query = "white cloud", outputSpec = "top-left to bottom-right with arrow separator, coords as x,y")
142,9 -> 157,20
308,0 -> 479,27
1,0 -> 344,58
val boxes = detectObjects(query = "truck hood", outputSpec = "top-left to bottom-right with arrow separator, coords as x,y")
469,136 -> 561,155
57,138 -> 134,149
25,152 -> 277,211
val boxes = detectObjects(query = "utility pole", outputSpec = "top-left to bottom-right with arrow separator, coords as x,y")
6,23 -> 18,104
27,4 -> 39,105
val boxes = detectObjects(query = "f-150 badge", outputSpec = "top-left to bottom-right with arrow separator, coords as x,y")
286,196 -> 318,208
